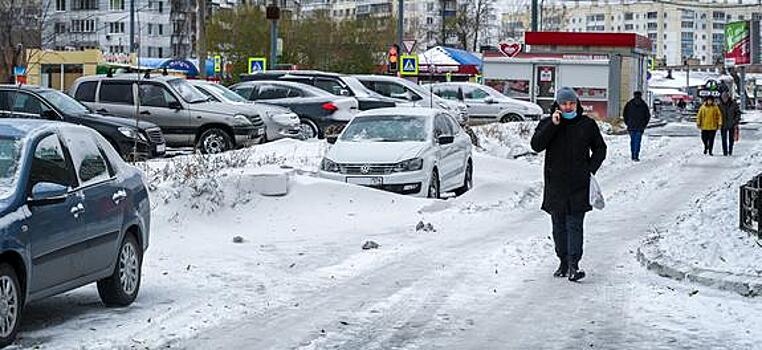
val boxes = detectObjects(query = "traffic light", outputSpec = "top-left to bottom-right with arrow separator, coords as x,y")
388,44 -> 399,74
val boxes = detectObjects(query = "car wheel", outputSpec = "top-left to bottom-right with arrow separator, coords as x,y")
198,128 -> 233,154
0,264 -> 21,348
500,114 -> 523,123
299,119 -> 320,140
97,234 -> 142,307
454,161 -> 473,196
427,169 -> 440,199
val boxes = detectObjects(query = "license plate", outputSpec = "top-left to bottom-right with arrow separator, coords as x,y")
156,144 -> 166,153
346,177 -> 383,186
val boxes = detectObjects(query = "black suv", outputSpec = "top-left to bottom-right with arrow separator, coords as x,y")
0,85 -> 166,160
239,70 -> 397,111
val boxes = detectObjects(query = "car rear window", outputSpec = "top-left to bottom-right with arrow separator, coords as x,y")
99,81 -> 134,105
74,81 -> 98,102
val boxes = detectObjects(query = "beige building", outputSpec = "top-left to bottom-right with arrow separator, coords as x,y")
560,0 -> 762,66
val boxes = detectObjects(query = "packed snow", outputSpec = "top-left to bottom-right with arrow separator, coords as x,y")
8,116 -> 762,349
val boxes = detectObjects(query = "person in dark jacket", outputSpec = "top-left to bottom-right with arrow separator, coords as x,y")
622,91 -> 651,161
531,87 -> 607,282
718,92 -> 741,156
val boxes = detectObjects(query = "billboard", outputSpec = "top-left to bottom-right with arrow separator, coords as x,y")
725,21 -> 752,66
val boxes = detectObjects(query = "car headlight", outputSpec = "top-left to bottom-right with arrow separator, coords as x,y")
118,127 -> 148,142
321,158 -> 341,173
233,114 -> 253,125
392,158 -> 424,173
457,103 -> 468,111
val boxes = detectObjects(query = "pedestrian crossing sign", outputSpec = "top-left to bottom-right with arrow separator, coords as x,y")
248,57 -> 267,74
400,55 -> 418,76
214,55 -> 222,73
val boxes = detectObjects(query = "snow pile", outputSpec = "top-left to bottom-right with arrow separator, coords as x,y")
644,140 -> 762,278
473,122 -> 538,160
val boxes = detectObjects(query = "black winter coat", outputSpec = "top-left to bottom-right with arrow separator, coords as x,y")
531,112 -> 607,214
718,98 -> 741,130
623,97 -> 651,131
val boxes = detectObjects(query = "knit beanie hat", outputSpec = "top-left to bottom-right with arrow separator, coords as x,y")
555,87 -> 578,104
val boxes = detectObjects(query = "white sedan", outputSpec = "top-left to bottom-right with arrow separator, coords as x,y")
319,107 -> 473,198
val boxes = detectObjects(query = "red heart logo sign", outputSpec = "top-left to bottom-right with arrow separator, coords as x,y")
499,42 -> 522,58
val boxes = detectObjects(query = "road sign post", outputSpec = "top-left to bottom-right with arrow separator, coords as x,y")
400,55 -> 418,76
248,57 -> 267,74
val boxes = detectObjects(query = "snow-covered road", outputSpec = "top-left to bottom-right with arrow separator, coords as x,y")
179,129 -> 762,350
10,121 -> 762,349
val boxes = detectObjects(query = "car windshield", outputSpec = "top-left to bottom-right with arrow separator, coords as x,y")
343,76 -> 372,98
340,115 -> 429,142
168,78 -> 210,103
38,90 -> 90,114
0,136 -> 22,200
205,83 -> 250,103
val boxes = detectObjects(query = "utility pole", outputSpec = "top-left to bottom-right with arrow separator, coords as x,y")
129,0 -> 135,53
531,0 -> 538,32
198,0 -> 207,79
398,0 -> 404,49
267,0 -> 280,70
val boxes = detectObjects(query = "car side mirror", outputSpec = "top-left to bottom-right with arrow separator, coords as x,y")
28,182 -> 68,206
41,109 -> 60,120
339,89 -> 351,96
168,101 -> 183,110
326,135 -> 338,144
437,135 -> 454,145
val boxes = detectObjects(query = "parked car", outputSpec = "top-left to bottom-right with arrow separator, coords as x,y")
426,82 -> 544,122
0,120 -> 149,346
189,80 -> 302,142
70,74 -> 266,154
239,70 -> 397,111
0,85 -> 166,161
318,107 -> 473,199
353,75 -> 469,124
229,80 -> 359,139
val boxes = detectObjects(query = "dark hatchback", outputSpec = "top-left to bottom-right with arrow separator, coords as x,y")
0,85 -> 166,161
0,120 -> 149,346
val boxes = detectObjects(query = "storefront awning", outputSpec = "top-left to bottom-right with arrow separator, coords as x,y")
419,46 -> 482,75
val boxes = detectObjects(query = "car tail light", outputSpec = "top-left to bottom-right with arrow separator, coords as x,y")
322,102 -> 338,112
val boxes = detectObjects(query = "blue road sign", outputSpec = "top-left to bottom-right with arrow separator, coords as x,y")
248,57 -> 267,74
400,55 -> 418,76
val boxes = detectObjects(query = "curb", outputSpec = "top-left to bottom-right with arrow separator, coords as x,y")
637,243 -> 762,297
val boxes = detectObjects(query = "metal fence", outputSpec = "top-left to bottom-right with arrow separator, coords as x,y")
740,173 -> 762,237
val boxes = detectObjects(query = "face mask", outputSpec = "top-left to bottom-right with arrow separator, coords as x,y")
561,111 -> 577,120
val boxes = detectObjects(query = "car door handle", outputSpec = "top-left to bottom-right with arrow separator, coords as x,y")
112,190 -> 127,204
96,108 -> 109,114
140,110 -> 151,115
70,203 -> 85,218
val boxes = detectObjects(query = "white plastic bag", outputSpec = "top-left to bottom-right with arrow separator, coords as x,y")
589,175 -> 605,210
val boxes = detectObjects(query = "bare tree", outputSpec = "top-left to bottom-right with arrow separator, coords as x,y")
0,0 -> 44,82
443,0 -> 495,51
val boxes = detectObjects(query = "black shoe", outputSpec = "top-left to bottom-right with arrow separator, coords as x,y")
553,262 -> 568,277
704,149 -> 708,155
568,263 -> 586,282
634,158 -> 640,162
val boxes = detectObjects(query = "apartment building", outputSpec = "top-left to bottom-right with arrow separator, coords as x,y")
43,0 -> 171,58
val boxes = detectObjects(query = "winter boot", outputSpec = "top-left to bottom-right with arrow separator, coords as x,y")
553,260 -> 568,278
568,262 -> 586,282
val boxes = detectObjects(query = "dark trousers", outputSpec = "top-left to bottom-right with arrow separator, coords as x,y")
629,130 -> 643,160
701,130 -> 717,155
720,128 -> 735,156
551,212 -> 586,264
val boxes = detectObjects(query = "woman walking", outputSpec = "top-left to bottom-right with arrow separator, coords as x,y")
696,97 -> 723,156
530,87 -> 607,282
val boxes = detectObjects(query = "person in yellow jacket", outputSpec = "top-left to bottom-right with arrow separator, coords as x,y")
696,96 -> 723,156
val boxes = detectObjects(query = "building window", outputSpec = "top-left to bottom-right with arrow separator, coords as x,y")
108,22 -> 125,34
148,23 -> 153,35
72,0 -> 98,10
712,11 -> 725,20
647,12 -> 657,19
56,0 -> 66,11
647,22 -> 658,30
110,0 -> 124,10
54,22 -> 67,34
681,21 -> 693,29
625,24 -> 634,30
713,23 -> 725,30
158,24 -> 163,35
71,19 -> 96,33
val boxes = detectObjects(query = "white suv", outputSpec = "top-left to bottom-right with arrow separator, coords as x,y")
428,82 -> 544,122
319,107 -> 473,198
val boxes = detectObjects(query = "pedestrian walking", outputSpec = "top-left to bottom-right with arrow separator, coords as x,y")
718,92 -> 741,156
622,91 -> 651,161
677,99 -> 687,111
530,87 -> 607,282
696,97 -> 722,156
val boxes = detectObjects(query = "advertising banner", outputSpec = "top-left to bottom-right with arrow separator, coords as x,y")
725,21 -> 752,66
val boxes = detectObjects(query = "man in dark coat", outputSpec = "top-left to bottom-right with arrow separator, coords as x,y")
718,92 -> 741,156
531,87 -> 607,282
622,91 -> 651,161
